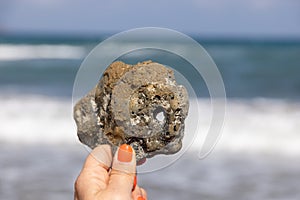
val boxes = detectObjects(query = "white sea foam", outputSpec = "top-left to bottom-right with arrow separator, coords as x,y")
0,44 -> 87,61
0,42 -> 201,62
190,98 -> 300,157
0,95 -> 78,144
0,95 -> 299,156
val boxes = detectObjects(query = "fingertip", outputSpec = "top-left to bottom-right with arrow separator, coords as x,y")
84,144 -> 112,170
118,144 -> 133,162
140,188 -> 147,200
132,185 -> 142,200
132,185 -> 147,200
112,144 -> 136,174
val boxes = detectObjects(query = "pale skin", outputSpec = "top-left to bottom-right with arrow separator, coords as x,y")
74,145 -> 147,200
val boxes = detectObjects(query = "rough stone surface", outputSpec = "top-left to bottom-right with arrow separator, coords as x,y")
74,61 -> 189,162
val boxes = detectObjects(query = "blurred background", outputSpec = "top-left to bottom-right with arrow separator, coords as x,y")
0,0 -> 300,199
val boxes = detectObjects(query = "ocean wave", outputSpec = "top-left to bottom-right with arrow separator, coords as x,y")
0,95 -> 77,144
0,44 -> 88,61
0,42 -> 197,61
198,98 -> 300,157
0,95 -> 299,156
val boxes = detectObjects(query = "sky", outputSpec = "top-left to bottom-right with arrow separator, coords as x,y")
0,0 -> 299,38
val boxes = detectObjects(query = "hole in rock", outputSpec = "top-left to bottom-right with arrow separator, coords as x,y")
153,106 -> 165,122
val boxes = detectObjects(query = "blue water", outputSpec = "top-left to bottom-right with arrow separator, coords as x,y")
1,35 -> 300,200
0,35 -> 300,99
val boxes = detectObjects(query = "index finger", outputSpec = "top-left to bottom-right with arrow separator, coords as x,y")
83,145 -> 113,170
75,145 -> 113,198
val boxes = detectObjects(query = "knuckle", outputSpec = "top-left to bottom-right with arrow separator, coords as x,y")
74,174 -> 84,190
141,188 -> 147,199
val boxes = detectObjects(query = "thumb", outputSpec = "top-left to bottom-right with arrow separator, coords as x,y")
107,144 -> 136,196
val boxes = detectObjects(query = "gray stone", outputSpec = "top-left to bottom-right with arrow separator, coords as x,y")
74,61 -> 189,162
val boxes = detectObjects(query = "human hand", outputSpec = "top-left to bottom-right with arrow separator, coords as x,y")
74,144 -> 147,200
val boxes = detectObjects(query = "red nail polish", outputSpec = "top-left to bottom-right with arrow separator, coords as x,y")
118,144 -> 133,162
132,175 -> 137,191
137,196 -> 145,200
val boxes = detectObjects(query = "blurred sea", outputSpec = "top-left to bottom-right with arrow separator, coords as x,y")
0,35 -> 300,200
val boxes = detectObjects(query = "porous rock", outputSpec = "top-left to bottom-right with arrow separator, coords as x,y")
74,61 -> 189,162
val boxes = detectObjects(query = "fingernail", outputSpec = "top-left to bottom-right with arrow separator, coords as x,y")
137,196 -> 145,200
118,144 -> 133,162
132,175 -> 137,191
